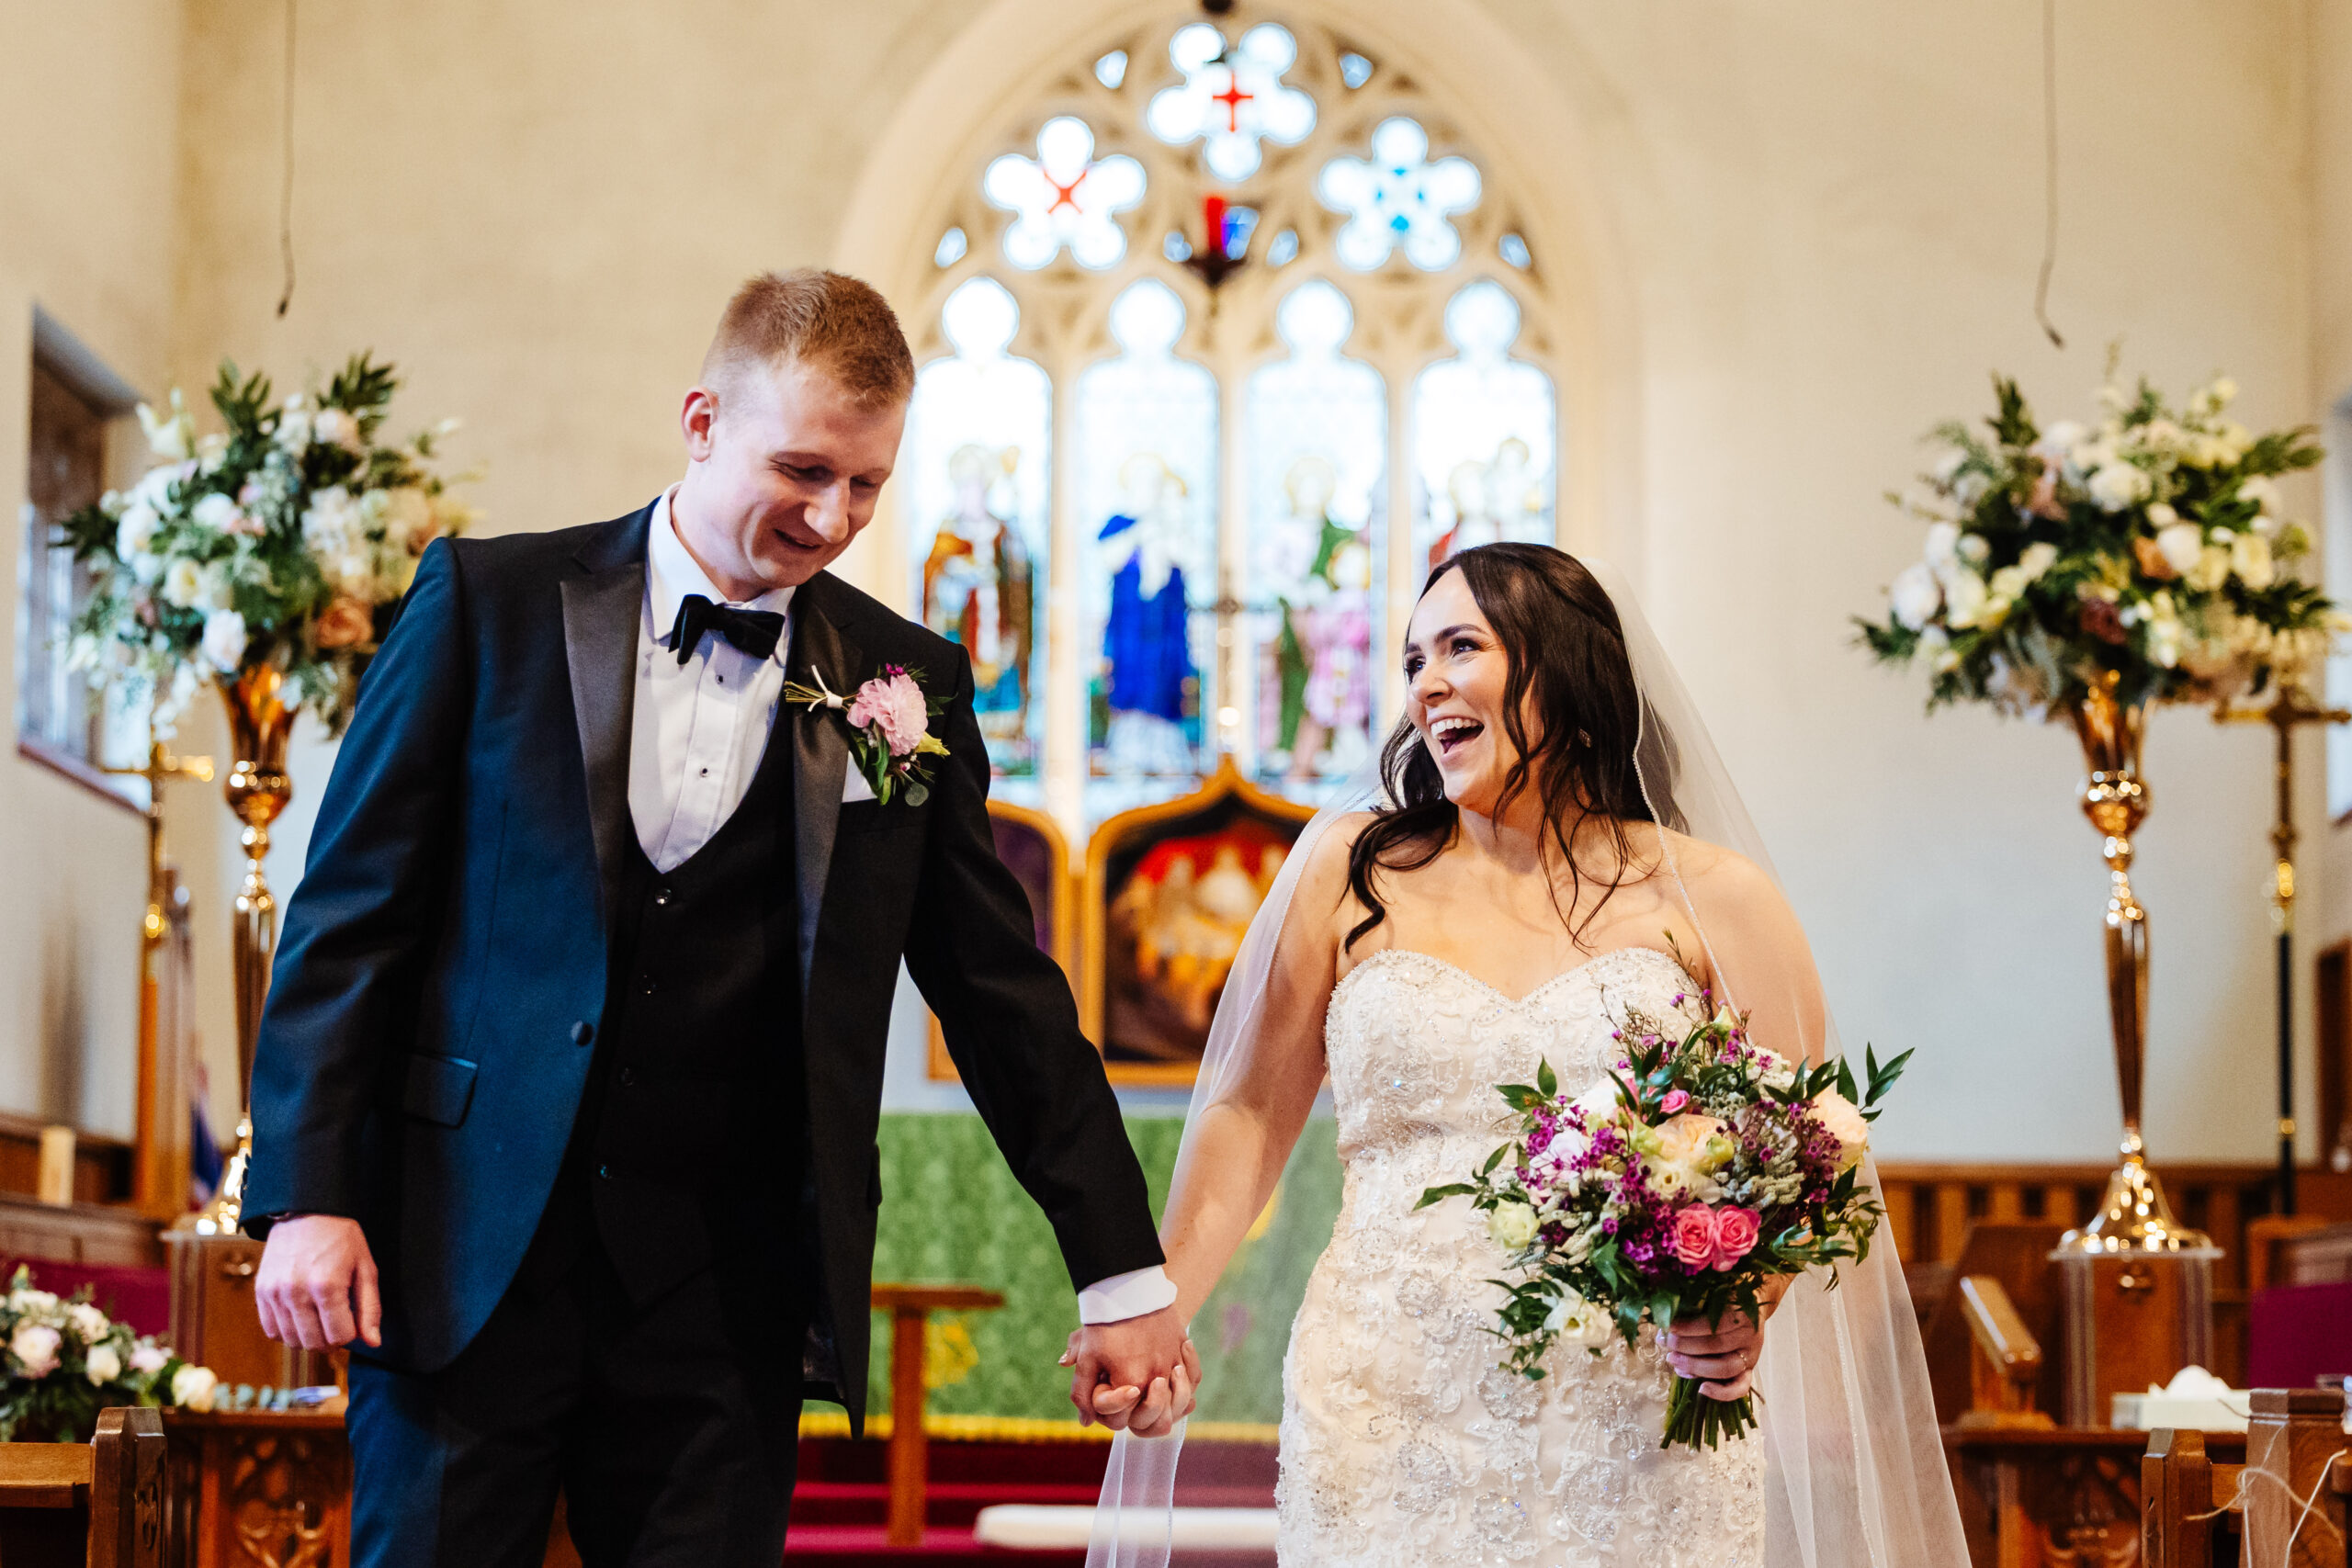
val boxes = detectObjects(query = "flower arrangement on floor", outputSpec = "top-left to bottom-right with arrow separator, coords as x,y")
1420,961 -> 1909,1451
1856,367 -> 2333,713
53,354 -> 474,735
0,1269 -> 215,1442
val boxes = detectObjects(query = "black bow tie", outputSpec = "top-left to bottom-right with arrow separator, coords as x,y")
668,593 -> 785,666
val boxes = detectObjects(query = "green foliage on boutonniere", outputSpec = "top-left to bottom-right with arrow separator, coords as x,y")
785,663 -> 950,807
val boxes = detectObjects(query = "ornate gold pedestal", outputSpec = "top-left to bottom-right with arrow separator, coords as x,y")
2056,674 -> 2213,1258
188,669 -> 295,1237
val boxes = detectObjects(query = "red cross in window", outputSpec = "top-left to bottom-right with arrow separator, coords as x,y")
1046,165 -> 1089,214
1211,72 -> 1254,133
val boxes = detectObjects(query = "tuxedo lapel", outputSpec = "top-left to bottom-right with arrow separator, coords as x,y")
788,573 -> 864,1010
560,506 -> 654,934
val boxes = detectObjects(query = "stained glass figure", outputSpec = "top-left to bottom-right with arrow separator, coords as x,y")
984,117 -> 1146,271
904,277 -> 1051,778
1245,280 -> 1385,784
1075,279 -> 1218,806
1411,279 -> 1555,571
1317,117 -> 1480,272
1147,23 -> 1316,182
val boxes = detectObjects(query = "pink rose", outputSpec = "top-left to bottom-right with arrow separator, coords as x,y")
10,1324 -> 61,1379
313,595 -> 374,650
847,670 -> 929,757
1708,1206 -> 1763,1270
1670,1205 -> 1718,1270
1658,1089 -> 1690,1115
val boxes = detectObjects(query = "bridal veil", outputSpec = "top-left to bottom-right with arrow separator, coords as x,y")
1087,556 -> 1969,1568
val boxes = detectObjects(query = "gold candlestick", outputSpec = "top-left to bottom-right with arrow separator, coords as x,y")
2057,671 -> 2211,1254
190,666 -> 296,1235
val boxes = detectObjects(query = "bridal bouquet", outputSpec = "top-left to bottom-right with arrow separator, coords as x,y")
0,1268 -> 215,1442
1419,978 -> 1910,1450
52,354 -> 474,735
1855,367 -> 2334,714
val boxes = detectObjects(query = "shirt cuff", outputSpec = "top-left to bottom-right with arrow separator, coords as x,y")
1078,1266 -> 1179,1325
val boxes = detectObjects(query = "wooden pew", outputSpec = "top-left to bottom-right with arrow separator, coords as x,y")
0,1405 -> 170,1568
2143,1390 -> 2351,1568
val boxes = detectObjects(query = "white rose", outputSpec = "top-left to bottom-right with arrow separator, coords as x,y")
1923,522 -> 1962,581
311,407 -> 363,452
129,465 -> 179,515
115,503 -> 161,560
2088,463 -> 2151,512
200,609 -> 248,673
1957,532 -> 1990,566
189,492 -> 239,534
2041,420 -> 2086,455
136,401 -> 189,462
275,400 -> 313,452
2156,523 -> 2206,577
2188,545 -> 2233,593
10,1325 -> 61,1380
162,557 -> 205,609
1943,570 -> 1992,629
1486,1201 -> 1539,1253
67,1303 -> 108,1345
1808,1089 -> 1871,1172
2146,502 -> 2178,528
85,1344 -> 121,1386
129,1344 -> 167,1376
2231,530 -> 2276,590
2017,542 -> 2060,582
170,1364 -> 217,1412
130,552 -> 164,586
1888,563 -> 1941,630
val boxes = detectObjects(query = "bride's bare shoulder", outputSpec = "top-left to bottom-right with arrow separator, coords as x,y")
1652,827 -> 1771,895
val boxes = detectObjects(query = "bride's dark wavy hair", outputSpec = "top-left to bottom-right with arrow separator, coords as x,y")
1344,543 -> 1657,952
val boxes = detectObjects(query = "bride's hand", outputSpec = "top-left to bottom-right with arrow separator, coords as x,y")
1662,1275 -> 1792,1401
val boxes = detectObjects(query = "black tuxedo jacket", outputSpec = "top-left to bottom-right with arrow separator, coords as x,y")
243,504 -> 1163,1422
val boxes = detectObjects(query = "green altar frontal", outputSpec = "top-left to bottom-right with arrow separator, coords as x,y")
854,1112 -> 1341,1433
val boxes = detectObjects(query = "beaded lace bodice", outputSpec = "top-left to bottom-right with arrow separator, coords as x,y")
1275,946 -> 1767,1567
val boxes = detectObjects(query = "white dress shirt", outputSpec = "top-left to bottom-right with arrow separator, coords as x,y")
626,487 -> 1176,1325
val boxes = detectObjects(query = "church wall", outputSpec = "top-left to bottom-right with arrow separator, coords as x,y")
158,0 -> 2323,1162
0,0 -> 189,1140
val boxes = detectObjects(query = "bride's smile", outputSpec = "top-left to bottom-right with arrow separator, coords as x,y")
1402,570 -> 1519,814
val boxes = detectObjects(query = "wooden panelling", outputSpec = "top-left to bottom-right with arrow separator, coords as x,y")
0,1190 -> 162,1269
0,1112 -> 136,1205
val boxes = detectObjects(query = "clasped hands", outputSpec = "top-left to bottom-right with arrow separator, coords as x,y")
1062,1305 -> 1198,1438
1660,1273 -> 1792,1401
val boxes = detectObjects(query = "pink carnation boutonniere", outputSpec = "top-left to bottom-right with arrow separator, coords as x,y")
785,663 -> 950,807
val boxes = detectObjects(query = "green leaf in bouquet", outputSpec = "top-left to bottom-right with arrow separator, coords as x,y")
1496,1084 -> 1541,1111
1865,1045 -> 1916,1107
1834,1056 -> 1860,1106
1480,1144 -> 1510,1177
1416,1183 -> 1476,1209
1535,1057 -> 1556,1099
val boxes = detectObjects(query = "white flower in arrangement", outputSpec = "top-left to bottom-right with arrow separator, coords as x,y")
66,1303 -> 108,1345
1943,570 -> 1994,629
170,1364 -> 217,1412
1544,1287 -> 1613,1349
1923,521 -> 1962,581
1918,626 -> 1959,673
128,463 -> 181,517
311,407 -> 363,452
2187,544 -> 2233,593
275,396 -> 313,453
2041,420 -> 2087,458
189,491 -> 240,536
115,502 -> 161,561
2232,529 -> 2276,590
2087,462 -> 2152,512
129,1344 -> 167,1376
2155,522 -> 2206,577
200,609 -> 247,673
2017,542 -> 2060,581
84,1344 -> 120,1386
2146,595 -> 2186,669
197,432 -> 230,476
162,557 -> 206,610
375,486 -> 435,553
1888,563 -> 1941,630
1486,1201 -> 1539,1252
136,400 -> 191,462
2240,474 -> 2281,515
9,1324 -> 61,1380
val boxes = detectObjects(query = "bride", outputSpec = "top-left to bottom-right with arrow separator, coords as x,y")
1074,544 -> 1966,1566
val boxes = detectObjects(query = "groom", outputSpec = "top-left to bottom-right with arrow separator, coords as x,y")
243,271 -> 1193,1566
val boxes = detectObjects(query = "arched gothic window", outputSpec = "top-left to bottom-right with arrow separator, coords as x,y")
896,12 -> 1560,825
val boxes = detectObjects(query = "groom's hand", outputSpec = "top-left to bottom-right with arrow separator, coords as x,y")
1062,1307 -> 1197,1438
255,1215 -> 383,1350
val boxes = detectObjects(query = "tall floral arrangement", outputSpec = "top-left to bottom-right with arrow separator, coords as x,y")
0,1269 -> 215,1443
1857,369 -> 2334,712
54,354 -> 473,735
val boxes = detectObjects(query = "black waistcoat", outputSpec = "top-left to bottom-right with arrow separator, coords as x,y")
569,722 -> 808,1306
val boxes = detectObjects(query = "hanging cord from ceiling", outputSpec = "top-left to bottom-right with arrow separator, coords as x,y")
2033,0 -> 2064,350
275,0 -> 298,318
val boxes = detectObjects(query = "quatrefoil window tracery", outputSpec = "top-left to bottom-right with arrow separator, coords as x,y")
1146,22 -> 1317,182
984,117 -> 1147,271
1317,117 -> 1481,272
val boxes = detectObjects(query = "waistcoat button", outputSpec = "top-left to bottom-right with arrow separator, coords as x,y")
596,1164 -> 612,1180
654,888 -> 672,907
571,1021 -> 594,1046
618,1067 -> 636,1087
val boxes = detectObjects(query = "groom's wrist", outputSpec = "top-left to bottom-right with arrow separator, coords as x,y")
1077,1266 -> 1179,1325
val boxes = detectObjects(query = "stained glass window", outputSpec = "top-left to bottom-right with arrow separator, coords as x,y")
984,117 -> 1146,271
904,277 -> 1051,781
1073,278 -> 1219,813
1244,281 -> 1386,785
1411,279 -> 1555,573
1147,23 -> 1316,182
1317,117 -> 1481,272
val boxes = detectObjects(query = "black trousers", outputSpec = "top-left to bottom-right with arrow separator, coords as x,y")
346,1213 -> 808,1568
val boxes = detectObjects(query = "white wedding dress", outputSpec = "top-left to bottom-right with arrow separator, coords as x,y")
1276,944 -> 1768,1567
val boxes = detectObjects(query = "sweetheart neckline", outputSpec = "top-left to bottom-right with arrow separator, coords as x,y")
1335,943 -> 1700,1010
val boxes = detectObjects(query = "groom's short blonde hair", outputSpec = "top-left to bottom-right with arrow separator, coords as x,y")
701,269 -> 914,409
